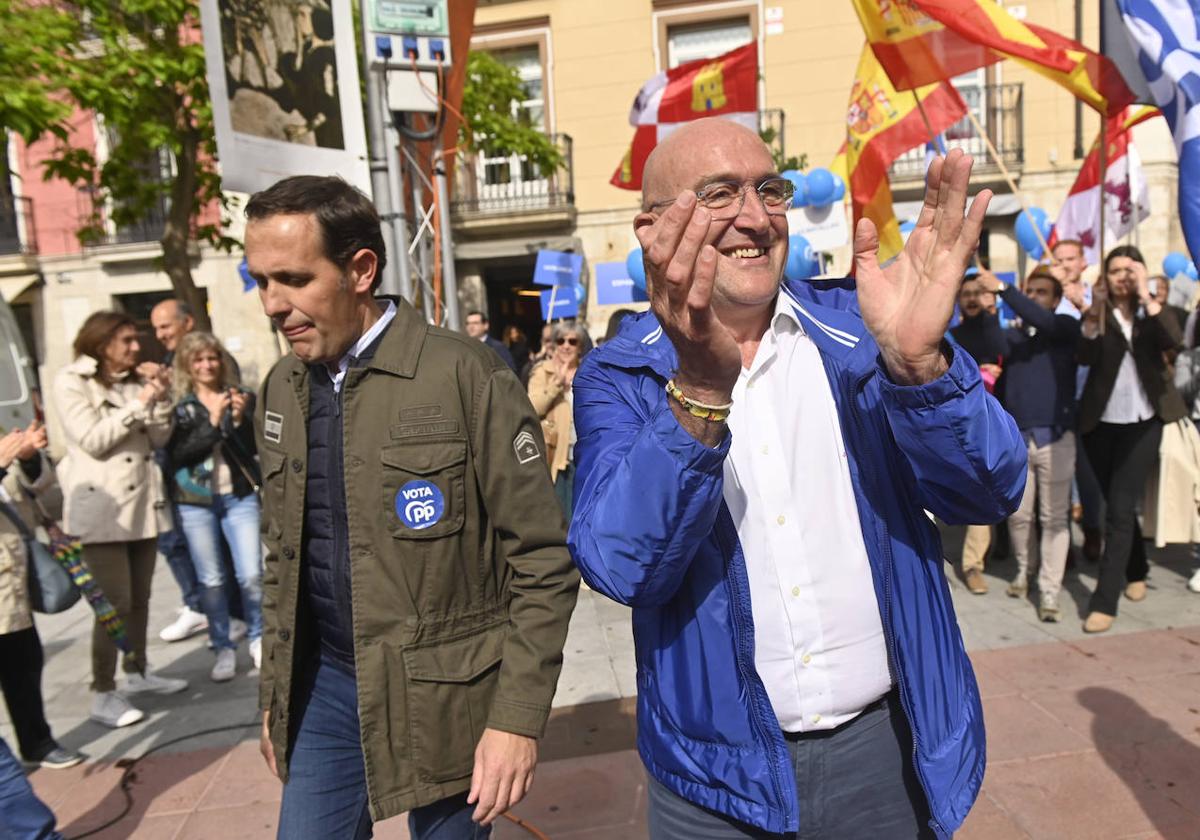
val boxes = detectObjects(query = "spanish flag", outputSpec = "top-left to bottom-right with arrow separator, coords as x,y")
852,0 -> 1135,117
835,44 -> 968,264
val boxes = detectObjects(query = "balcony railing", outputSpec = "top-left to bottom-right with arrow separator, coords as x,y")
109,197 -> 169,245
452,133 -> 575,217
890,82 -> 1023,180
0,195 -> 37,257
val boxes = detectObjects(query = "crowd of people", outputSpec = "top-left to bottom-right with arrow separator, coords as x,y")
949,239 -> 1200,630
1,135 -> 1199,840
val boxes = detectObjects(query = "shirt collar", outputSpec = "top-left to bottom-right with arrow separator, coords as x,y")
326,300 -> 398,381
770,290 -> 806,337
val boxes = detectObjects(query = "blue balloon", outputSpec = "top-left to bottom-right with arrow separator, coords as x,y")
785,234 -> 819,281
626,247 -> 647,292
831,174 -> 846,202
782,170 -> 808,208
1163,251 -> 1190,278
574,283 -> 586,303
1014,207 -> 1050,260
899,219 -> 917,236
806,168 -> 836,206
1188,261 -> 1199,282
237,258 -> 255,292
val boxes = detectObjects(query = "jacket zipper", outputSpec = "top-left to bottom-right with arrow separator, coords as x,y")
715,512 -> 794,830
848,371 -> 946,839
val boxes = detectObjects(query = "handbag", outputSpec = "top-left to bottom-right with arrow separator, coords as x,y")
0,499 -> 81,614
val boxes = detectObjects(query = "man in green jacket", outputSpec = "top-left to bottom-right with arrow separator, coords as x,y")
244,175 -> 579,839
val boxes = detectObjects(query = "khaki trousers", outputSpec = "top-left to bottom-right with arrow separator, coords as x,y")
961,525 -> 991,573
86,538 -> 156,693
1008,432 -> 1076,602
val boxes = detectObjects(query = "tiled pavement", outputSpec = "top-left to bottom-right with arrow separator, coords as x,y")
9,531 -> 1200,839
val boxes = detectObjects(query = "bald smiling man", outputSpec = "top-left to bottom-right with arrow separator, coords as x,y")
568,119 -> 1028,838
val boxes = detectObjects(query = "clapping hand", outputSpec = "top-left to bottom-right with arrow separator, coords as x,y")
230,389 -> 249,426
209,391 -> 232,427
0,429 -> 24,470
854,149 -> 992,384
15,419 -> 46,461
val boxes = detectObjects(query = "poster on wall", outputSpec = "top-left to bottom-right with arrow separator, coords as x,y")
198,0 -> 370,195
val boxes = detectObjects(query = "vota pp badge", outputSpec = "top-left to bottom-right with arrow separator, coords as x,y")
396,480 -> 445,530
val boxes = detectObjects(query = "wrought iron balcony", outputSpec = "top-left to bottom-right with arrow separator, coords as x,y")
452,133 -> 575,218
890,82 -> 1023,180
0,195 -> 37,256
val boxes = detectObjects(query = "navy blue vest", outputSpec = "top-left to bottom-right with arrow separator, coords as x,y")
301,330 -> 389,673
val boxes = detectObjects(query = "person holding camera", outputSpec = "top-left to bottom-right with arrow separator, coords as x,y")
165,332 -> 263,682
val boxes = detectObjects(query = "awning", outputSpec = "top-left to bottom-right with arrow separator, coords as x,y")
0,273 -> 40,303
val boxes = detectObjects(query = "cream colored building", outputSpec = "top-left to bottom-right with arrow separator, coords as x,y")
456,0 -> 1186,342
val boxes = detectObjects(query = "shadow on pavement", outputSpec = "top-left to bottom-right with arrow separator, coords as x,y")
1079,686 -> 1200,838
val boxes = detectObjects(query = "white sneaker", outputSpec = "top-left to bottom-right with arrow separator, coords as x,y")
1189,569 -> 1200,593
249,637 -> 262,671
211,649 -> 237,682
159,607 -> 208,643
90,691 -> 145,728
229,618 -> 248,644
123,670 -> 188,695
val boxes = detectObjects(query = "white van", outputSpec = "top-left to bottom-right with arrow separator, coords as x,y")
0,296 -> 37,431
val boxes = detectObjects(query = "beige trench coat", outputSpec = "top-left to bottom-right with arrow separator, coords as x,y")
527,361 -> 572,481
0,455 -> 61,633
1143,417 -> 1200,548
52,356 -> 172,544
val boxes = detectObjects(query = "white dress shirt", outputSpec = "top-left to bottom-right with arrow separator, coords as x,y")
327,301 -> 398,394
1099,307 -> 1155,424
722,293 -> 892,733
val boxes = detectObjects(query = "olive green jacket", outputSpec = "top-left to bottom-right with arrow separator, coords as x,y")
255,299 -> 579,822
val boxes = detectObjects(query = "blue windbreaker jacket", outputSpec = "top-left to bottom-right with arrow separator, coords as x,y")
567,278 -> 1027,837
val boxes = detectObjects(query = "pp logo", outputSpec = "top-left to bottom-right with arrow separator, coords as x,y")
395,480 -> 444,530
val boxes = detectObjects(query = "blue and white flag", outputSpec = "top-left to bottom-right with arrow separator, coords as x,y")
1114,0 -> 1200,261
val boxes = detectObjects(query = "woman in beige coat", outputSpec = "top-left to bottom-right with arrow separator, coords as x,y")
527,320 -> 592,517
0,424 -> 83,768
53,311 -> 188,729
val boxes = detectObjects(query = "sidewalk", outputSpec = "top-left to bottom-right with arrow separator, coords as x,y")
7,538 -> 1200,839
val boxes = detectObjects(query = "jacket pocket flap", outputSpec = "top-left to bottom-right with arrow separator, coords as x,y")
404,627 -> 505,683
261,448 -> 286,478
381,440 -> 467,475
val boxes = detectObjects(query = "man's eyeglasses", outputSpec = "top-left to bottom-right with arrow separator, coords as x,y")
556,336 -> 580,346
646,177 -> 795,219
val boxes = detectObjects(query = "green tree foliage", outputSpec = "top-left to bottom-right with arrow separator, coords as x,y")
460,51 -> 562,176
1,0 -> 233,329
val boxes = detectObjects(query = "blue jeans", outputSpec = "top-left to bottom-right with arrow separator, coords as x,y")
177,494 -> 263,650
0,737 -> 62,839
278,656 -> 490,840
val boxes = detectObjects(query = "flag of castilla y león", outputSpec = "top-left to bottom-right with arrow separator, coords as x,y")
833,45 -> 967,264
610,43 -> 758,191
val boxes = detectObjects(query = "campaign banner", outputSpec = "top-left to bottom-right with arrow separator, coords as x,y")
198,0 -> 370,194
594,261 -> 649,305
540,286 -> 580,321
533,250 -> 584,287
786,203 -> 850,251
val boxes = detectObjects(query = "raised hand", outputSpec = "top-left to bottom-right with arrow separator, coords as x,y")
636,191 -> 741,403
209,391 -> 232,427
15,419 -> 47,461
854,149 -> 992,384
230,389 -> 249,425
0,429 -> 24,470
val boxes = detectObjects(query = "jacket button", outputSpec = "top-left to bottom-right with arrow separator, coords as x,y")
125,456 -> 133,463
127,485 -> 135,492
282,546 -> 295,559
291,459 -> 303,472
278,629 -> 290,642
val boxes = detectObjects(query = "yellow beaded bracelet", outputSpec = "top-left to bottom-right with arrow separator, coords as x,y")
665,378 -> 733,423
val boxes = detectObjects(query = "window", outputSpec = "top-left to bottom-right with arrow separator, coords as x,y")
667,18 -> 753,68
493,44 -> 545,129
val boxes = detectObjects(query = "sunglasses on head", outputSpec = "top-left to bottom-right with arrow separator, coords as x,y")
556,336 -> 579,346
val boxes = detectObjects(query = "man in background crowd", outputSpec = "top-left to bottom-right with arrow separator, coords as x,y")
990,269 -> 1081,621
951,271 -> 1008,594
464,310 -> 518,373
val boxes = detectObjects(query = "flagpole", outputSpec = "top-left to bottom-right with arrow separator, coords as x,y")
961,108 -> 1052,259
1098,125 -> 1108,336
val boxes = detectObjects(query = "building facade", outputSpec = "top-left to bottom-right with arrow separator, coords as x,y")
457,0 -> 1186,342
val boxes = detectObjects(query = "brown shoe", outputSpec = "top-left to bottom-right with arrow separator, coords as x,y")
964,569 -> 988,594
1083,611 -> 1114,633
1124,581 -> 1147,602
